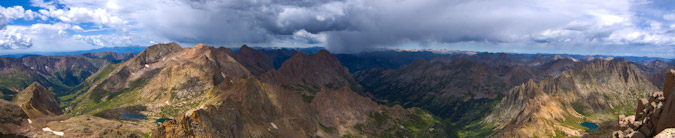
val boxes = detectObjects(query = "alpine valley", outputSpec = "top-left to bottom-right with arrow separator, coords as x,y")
0,43 -> 673,138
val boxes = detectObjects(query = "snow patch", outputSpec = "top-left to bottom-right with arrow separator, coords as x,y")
42,127 -> 64,136
270,122 -> 278,129
53,131 -> 64,136
165,100 -> 170,105
162,57 -> 166,61
145,64 -> 150,68
221,72 -> 226,78
42,127 -> 52,132
27,119 -> 31,124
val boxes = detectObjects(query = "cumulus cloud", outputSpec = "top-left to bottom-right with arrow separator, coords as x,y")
0,29 -> 32,50
40,7 -> 126,27
0,6 -> 47,21
1,23 -> 97,51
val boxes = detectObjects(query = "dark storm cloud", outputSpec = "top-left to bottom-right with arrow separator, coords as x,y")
95,0 -> 670,54
12,0 -> 672,57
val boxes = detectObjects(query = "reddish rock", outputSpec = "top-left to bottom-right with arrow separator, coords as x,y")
261,50 -> 359,91
656,69 -> 675,134
232,45 -> 274,75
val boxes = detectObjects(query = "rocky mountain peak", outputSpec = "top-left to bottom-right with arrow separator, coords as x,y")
13,82 -> 63,119
314,49 -> 332,57
262,49 -> 356,89
234,44 -> 274,75
217,47 -> 235,56
135,42 -> 182,65
193,43 -> 206,49
240,44 -> 250,49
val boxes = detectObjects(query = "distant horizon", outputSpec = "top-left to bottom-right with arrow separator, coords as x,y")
1,43 -> 673,61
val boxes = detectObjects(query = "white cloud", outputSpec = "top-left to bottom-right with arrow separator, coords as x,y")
73,34 -> 132,46
71,25 -> 84,32
41,7 -> 126,27
292,29 -> 326,44
29,0 -> 58,9
0,6 -> 47,21
0,29 -> 32,49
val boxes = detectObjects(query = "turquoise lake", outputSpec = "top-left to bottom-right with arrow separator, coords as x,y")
581,122 -> 598,131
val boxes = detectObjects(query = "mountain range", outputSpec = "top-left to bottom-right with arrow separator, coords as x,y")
0,42 -> 673,137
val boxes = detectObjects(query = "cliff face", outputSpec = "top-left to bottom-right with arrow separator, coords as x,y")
485,60 -> 658,137
613,69 -> 675,137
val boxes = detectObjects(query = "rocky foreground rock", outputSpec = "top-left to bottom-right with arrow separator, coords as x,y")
613,69 -> 675,138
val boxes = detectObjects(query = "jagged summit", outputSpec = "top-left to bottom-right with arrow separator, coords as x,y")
193,43 -> 207,49
13,82 -> 63,119
234,44 -> 274,75
261,48 -> 357,90
132,42 -> 182,67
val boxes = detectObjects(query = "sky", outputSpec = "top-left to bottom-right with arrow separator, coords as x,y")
0,0 -> 673,58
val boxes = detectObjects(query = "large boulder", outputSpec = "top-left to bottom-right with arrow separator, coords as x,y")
612,69 -> 675,138
656,69 -> 675,134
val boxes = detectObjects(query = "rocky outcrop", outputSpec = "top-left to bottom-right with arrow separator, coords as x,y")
0,99 -> 28,136
12,82 -> 63,119
613,69 -> 675,138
